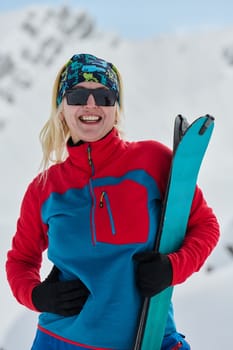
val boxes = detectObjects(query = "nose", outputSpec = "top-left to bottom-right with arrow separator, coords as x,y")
86,93 -> 96,106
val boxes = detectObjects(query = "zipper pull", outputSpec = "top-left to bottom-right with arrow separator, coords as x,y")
100,191 -> 106,208
87,145 -> 92,166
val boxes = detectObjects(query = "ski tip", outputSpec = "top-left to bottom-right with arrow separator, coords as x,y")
173,115 -> 189,151
199,114 -> 215,135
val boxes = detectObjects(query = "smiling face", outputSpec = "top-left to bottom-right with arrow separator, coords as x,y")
61,81 -> 118,143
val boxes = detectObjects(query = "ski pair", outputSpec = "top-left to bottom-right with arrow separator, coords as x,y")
134,114 -> 215,350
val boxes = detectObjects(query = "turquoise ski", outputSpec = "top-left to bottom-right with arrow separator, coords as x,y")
134,114 -> 215,350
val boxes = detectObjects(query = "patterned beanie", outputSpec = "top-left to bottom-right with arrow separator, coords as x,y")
56,53 -> 120,106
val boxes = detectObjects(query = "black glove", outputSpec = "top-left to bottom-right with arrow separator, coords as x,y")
133,252 -> 173,297
32,266 -> 89,316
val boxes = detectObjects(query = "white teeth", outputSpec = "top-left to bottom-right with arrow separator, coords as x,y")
80,116 -> 101,121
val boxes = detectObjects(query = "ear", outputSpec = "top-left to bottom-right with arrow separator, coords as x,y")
59,111 -> 65,121
114,108 -> 119,125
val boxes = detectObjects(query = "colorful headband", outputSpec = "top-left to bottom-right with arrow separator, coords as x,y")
56,53 -> 120,106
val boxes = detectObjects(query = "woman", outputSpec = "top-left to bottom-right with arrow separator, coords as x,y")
6,53 -> 220,350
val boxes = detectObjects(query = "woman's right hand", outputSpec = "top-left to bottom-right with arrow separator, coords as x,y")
31,266 -> 89,316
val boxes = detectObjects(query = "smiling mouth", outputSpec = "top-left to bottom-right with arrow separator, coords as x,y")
79,116 -> 102,123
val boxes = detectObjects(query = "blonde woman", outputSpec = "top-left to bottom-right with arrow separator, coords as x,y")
6,53 -> 219,350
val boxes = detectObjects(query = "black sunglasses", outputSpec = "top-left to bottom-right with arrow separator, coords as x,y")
65,87 -> 118,107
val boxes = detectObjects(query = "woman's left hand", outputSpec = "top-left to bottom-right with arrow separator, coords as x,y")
133,251 -> 173,297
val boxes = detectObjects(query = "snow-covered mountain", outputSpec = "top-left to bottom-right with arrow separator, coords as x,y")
1,4 -> 233,349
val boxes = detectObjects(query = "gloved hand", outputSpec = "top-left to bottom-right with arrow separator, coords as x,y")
133,251 -> 173,297
32,266 -> 89,316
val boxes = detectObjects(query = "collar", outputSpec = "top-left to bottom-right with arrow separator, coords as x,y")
66,128 -> 126,174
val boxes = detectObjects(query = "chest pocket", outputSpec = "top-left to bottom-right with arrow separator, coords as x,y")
93,179 -> 150,244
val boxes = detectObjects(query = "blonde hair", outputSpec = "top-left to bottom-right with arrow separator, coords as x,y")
39,60 -> 124,173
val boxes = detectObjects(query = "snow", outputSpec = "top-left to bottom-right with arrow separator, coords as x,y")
0,4 -> 233,349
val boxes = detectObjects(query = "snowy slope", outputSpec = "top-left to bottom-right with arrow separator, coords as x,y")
0,4 -> 233,349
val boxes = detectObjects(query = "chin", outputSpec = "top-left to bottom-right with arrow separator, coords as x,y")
81,130 -> 109,142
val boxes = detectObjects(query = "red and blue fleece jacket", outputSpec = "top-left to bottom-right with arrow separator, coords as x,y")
6,128 -> 220,349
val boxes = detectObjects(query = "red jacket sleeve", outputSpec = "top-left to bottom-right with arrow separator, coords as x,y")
168,186 -> 220,285
6,179 -> 48,311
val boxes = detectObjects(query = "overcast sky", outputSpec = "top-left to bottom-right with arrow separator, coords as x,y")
1,0 -> 233,38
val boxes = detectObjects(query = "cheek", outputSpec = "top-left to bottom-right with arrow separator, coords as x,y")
62,103 -> 80,122
105,107 -> 117,124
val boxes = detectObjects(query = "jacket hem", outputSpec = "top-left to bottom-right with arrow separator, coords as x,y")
37,325 -> 113,349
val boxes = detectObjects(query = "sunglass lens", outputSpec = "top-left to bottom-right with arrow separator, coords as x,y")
94,89 -> 117,106
66,89 -> 88,105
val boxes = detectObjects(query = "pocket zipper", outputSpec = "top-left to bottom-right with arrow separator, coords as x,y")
99,191 -> 116,235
